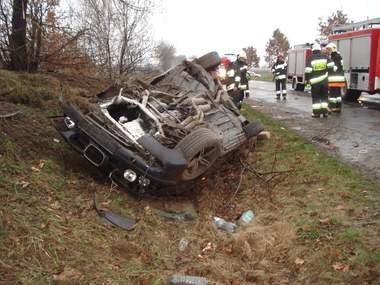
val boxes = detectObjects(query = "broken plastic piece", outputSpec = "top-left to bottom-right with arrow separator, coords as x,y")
93,193 -> 137,230
169,275 -> 208,285
238,210 -> 255,226
213,217 -> 236,233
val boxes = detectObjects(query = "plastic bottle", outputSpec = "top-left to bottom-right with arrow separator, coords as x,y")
178,238 -> 189,251
213,217 -> 237,233
238,210 -> 255,226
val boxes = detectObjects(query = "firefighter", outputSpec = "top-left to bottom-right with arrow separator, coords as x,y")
225,51 -> 250,109
305,43 -> 335,118
326,42 -> 345,112
271,53 -> 287,99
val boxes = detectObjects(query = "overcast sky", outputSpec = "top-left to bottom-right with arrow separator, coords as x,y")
151,0 -> 379,64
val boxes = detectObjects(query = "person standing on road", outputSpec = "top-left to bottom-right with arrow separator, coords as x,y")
326,42 -> 345,113
225,51 -> 250,109
305,43 -> 335,118
271,53 -> 287,100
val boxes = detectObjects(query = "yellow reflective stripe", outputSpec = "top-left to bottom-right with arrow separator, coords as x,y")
276,74 -> 286,79
305,67 -> 313,73
239,84 -> 247,90
240,66 -> 248,71
329,98 -> 338,103
276,64 -> 286,69
227,70 -> 235,77
321,102 -> 328,108
327,62 -> 335,67
311,59 -> 327,65
333,66 -> 338,72
336,97 -> 342,102
328,75 -> 345,82
310,73 -> 328,85
234,76 -> 241,82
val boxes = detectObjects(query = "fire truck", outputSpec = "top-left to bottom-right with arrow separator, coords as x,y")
329,17 -> 380,100
287,43 -> 312,91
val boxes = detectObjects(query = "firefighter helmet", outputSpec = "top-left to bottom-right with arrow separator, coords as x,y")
220,56 -> 231,66
238,50 -> 247,61
326,42 -> 337,52
312,43 -> 321,51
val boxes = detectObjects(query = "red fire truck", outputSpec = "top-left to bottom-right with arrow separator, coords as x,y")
329,18 -> 380,100
287,43 -> 312,91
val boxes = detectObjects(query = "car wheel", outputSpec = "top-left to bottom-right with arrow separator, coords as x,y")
175,128 -> 221,181
196,51 -> 221,70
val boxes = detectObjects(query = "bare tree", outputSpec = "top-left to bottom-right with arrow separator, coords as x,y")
9,0 -> 28,70
155,41 -> 175,71
265,28 -> 290,67
243,46 -> 260,68
79,0 -> 153,79
318,10 -> 351,37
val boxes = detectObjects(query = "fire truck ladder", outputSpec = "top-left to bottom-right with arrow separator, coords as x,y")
333,17 -> 380,33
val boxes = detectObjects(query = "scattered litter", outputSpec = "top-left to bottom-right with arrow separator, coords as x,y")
352,142 -> 359,148
53,138 -> 60,143
201,242 -> 212,253
93,193 -> 137,230
169,275 -> 208,285
295,257 -> 305,265
178,238 -> 189,251
280,127 -> 285,130
238,209 -> 255,226
213,217 -> 237,233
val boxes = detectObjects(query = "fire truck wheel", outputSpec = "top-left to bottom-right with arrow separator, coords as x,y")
196,52 -> 221,70
344,89 -> 362,102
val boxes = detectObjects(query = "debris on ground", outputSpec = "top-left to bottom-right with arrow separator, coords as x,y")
237,209 -> 255,226
93,193 -> 137,230
169,275 -> 208,285
213,217 -> 237,233
178,238 -> 189,251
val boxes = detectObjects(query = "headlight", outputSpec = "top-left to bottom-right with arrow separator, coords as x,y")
123,169 -> 137,182
138,176 -> 150,187
64,116 -> 75,129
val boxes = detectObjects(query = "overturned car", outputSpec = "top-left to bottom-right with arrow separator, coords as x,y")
53,52 -> 263,192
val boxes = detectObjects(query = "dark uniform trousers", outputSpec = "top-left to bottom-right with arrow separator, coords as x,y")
311,83 -> 329,115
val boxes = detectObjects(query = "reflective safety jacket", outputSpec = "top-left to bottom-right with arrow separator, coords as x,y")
305,52 -> 335,86
271,60 -> 287,80
328,51 -> 345,87
225,59 -> 250,91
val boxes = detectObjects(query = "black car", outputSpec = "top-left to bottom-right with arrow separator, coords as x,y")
53,52 -> 263,193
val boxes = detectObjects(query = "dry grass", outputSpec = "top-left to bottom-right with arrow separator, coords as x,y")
0,70 -> 379,284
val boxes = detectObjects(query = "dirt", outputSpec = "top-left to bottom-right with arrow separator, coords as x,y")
0,71 -> 379,284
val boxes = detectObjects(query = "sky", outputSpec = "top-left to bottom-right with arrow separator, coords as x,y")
151,0 -> 380,65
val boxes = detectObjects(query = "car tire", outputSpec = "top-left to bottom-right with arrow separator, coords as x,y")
196,51 -> 221,70
175,128 -> 221,181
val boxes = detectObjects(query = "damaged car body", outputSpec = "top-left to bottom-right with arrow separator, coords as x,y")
53,52 -> 264,192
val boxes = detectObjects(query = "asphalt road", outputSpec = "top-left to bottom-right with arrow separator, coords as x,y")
247,80 -> 380,181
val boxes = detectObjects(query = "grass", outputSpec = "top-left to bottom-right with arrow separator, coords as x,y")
0,70 -> 379,284
255,70 -> 274,82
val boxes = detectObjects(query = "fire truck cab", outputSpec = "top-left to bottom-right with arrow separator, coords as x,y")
329,18 -> 380,101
